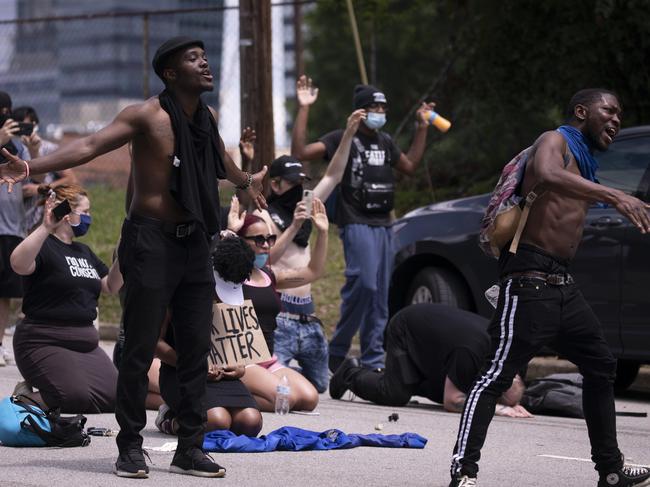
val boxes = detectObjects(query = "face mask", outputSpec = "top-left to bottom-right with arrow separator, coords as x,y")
268,182 -> 303,206
254,253 -> 269,269
71,214 -> 92,237
364,112 -> 386,130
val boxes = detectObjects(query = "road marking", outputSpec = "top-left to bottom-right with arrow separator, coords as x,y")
539,454 -> 648,468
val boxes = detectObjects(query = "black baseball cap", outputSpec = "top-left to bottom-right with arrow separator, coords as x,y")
270,155 -> 311,182
152,36 -> 205,79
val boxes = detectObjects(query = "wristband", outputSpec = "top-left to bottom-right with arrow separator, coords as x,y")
235,171 -> 252,190
219,229 -> 238,239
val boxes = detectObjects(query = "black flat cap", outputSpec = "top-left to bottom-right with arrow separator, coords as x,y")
152,36 -> 205,79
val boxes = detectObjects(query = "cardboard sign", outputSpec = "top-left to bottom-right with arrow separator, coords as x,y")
208,299 -> 271,367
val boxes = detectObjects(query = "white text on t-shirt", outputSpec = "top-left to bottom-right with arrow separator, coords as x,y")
65,256 -> 101,279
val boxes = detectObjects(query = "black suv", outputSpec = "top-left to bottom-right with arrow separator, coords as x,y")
389,126 -> 650,389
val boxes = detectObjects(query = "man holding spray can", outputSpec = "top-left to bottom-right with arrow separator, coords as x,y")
291,75 -> 446,373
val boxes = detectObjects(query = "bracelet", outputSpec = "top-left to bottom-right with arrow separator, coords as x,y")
219,229 -> 238,239
21,159 -> 30,178
235,171 -> 252,190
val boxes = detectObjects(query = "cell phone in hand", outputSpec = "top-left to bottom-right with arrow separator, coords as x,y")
302,189 -> 314,216
52,199 -> 72,221
16,122 -> 34,137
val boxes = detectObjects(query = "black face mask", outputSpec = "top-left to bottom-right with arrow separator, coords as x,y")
267,183 -> 312,247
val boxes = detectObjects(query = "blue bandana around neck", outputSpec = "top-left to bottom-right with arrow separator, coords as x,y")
556,125 -> 600,183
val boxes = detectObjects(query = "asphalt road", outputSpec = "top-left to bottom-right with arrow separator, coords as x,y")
1,338 -> 649,487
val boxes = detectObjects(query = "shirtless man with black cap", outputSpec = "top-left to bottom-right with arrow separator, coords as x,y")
0,36 -> 266,479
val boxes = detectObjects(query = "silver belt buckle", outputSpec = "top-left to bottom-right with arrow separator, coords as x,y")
175,224 -> 190,238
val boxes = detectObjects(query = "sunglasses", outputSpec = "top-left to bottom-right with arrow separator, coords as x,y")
243,234 -> 277,248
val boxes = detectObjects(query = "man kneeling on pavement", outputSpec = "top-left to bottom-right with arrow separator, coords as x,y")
330,303 -> 532,418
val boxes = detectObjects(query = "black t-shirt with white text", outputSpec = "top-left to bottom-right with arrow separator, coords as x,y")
22,235 -> 109,324
319,129 -> 401,227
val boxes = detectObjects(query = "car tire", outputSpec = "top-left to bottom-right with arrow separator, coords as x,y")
614,360 -> 640,392
406,267 -> 471,310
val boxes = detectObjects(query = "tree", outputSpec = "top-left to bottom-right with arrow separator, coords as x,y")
302,0 -> 650,212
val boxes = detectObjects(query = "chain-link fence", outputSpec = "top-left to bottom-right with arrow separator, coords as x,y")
0,0 -> 307,187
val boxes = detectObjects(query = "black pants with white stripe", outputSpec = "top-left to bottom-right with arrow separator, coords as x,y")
450,246 -> 622,478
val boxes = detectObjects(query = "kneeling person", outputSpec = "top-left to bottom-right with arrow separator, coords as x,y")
330,303 -> 531,418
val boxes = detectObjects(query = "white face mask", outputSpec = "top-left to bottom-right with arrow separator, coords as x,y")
364,112 -> 386,130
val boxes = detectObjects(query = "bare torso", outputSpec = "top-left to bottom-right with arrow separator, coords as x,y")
520,136 -> 588,259
128,97 -> 194,222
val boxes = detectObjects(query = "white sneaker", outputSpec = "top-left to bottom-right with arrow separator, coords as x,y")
155,404 -> 175,435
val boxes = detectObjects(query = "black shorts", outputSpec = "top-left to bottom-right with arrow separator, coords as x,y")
0,235 -> 23,298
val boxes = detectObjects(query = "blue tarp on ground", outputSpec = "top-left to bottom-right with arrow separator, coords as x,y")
203,426 -> 427,453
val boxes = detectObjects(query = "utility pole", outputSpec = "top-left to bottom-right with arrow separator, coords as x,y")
239,0 -> 274,175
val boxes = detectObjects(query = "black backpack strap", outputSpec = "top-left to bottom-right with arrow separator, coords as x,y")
22,414 -> 55,444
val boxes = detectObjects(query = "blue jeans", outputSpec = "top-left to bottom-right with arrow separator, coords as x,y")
329,224 -> 392,369
274,314 -> 329,393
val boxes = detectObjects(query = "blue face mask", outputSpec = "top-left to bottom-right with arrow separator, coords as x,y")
254,253 -> 269,269
364,112 -> 386,130
71,214 -> 92,237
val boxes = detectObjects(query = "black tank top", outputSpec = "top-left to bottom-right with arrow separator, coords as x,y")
242,268 -> 281,355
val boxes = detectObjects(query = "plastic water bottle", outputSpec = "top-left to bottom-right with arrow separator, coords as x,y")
423,110 -> 452,133
274,375 -> 291,415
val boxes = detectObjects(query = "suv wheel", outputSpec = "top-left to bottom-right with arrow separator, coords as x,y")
406,267 -> 471,310
614,360 -> 640,392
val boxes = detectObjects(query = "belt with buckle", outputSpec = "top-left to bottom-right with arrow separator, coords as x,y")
279,312 -> 318,324
502,271 -> 574,286
129,214 -> 197,238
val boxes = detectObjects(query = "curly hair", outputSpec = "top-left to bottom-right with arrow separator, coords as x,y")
212,236 -> 255,284
37,183 -> 88,208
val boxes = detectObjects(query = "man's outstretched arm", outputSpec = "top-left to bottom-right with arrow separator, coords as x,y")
4,104 -> 144,178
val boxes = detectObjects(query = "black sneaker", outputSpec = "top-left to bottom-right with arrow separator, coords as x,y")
598,465 -> 650,486
114,448 -> 150,478
449,475 -> 477,487
328,354 -> 346,374
329,357 -> 360,400
170,446 -> 226,478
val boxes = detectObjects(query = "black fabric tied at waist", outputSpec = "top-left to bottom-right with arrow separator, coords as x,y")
502,271 -> 574,286
129,213 -> 198,239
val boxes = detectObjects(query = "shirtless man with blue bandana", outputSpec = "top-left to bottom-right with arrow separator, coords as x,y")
448,89 -> 650,487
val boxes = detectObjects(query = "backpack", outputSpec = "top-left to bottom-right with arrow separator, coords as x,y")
478,147 -> 543,258
520,373 -> 584,418
0,395 -> 91,447
479,137 -> 574,258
